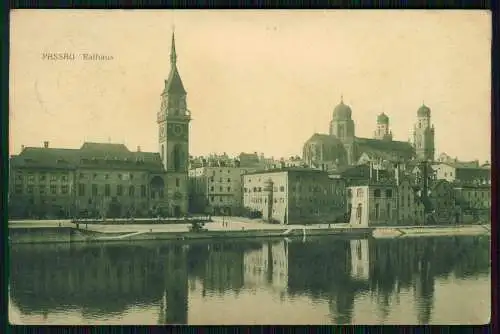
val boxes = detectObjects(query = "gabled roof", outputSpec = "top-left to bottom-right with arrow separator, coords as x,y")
355,137 -> 415,161
10,142 -> 164,172
305,133 -> 344,146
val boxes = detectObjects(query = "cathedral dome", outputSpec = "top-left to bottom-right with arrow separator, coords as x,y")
377,113 -> 389,124
417,104 -> 431,117
332,98 -> 352,120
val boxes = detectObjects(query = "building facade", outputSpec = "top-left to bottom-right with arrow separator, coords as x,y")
188,165 -> 255,215
9,143 -> 173,219
242,168 -> 347,224
347,181 -> 398,226
397,178 -> 425,225
431,162 -> 491,185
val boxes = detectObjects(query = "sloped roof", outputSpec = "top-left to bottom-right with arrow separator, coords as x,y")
10,142 -> 164,172
164,66 -> 186,95
355,137 -> 415,161
305,133 -> 344,146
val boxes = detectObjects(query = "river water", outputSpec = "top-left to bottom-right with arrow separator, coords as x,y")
9,235 -> 490,325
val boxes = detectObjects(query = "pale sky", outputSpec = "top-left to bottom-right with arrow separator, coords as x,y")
10,10 -> 491,162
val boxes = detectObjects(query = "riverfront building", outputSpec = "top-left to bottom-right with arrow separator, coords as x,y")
242,168 -> 347,224
188,164 -> 256,215
9,32 -> 191,219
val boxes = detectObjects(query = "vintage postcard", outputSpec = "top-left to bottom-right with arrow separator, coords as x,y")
8,10 -> 491,325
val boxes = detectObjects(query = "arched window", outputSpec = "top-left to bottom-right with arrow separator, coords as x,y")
338,125 -> 345,139
173,145 -> 182,171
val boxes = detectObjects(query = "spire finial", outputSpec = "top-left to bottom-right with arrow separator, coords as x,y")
170,27 -> 177,66
340,94 -> 344,104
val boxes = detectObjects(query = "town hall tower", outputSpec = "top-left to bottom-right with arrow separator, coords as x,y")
157,31 -> 191,216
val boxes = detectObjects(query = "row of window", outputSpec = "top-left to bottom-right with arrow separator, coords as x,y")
79,172 -> 145,181
78,184 -> 148,198
244,186 -> 286,193
14,184 -> 69,195
209,186 -> 232,192
210,177 -> 233,183
16,174 -> 69,183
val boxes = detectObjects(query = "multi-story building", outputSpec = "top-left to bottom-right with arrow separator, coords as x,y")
9,142 -> 170,219
347,179 -> 398,226
9,31 -> 191,219
426,179 -> 460,224
188,164 -> 256,215
396,177 -> 426,225
453,183 -> 490,221
242,168 -> 346,224
431,161 -> 491,185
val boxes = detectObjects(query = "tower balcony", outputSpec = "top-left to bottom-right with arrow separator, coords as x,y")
157,109 -> 192,123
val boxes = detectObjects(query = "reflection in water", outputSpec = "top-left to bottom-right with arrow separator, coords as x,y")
9,236 -> 490,325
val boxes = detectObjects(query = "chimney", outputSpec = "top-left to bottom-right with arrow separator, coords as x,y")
43,141 -> 49,148
137,146 -> 141,152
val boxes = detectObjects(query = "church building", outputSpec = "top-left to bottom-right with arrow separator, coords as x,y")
303,96 -> 436,171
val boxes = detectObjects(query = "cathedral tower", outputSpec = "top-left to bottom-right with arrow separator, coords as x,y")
374,113 -> 393,141
412,104 -> 435,161
330,96 -> 356,164
157,31 -> 191,216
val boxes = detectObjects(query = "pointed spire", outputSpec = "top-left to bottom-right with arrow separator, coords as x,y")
170,27 -> 177,66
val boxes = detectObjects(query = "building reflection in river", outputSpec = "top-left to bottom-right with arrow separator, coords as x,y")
9,235 -> 490,325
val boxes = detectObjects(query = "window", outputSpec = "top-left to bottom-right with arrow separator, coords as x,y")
79,173 -> 85,179
118,174 -> 122,180
357,188 -> 363,197
387,203 -> 391,218
50,175 -> 57,182
92,184 -> 98,196
210,186 -> 214,192
61,174 -> 68,182
141,185 -> 146,197
28,174 -> 35,183
227,187 -> 231,192
104,174 -> 109,180
14,185 -> 23,194
220,186 -> 223,192
176,178 -> 180,187
117,185 -> 123,196
374,189 -> 381,198
258,187 -> 262,192
105,184 -> 111,197
280,186 -> 285,192
210,176 -> 214,182
78,184 -> 85,196
50,185 -> 57,194
227,178 -> 231,182
129,186 -> 135,196
386,189 -> 392,198
61,185 -> 69,194
93,173 -> 98,180
39,173 -> 46,182
39,185 -> 46,195
27,185 -> 34,194
210,196 -> 214,202
219,197 -> 223,202
375,203 -> 380,219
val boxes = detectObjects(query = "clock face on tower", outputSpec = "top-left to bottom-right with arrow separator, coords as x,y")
167,123 -> 187,139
